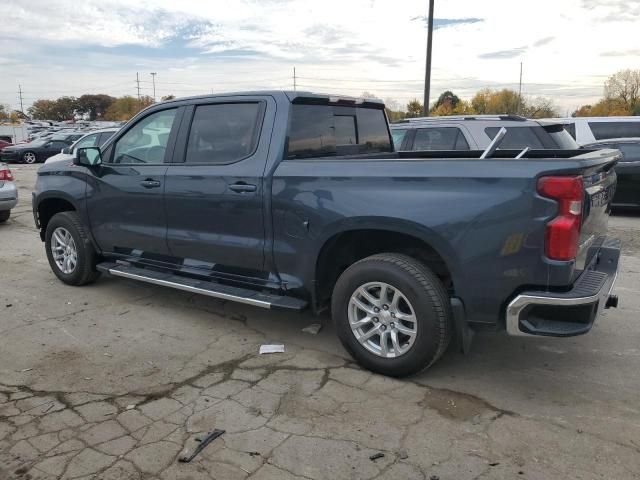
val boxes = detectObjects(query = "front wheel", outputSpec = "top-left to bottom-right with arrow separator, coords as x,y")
45,211 -> 101,285
22,151 -> 37,164
0,210 -> 9,223
332,253 -> 452,377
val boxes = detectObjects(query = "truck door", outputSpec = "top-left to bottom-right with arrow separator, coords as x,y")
164,97 -> 273,273
85,107 -> 182,256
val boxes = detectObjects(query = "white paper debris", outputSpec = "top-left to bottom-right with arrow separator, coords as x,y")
302,323 -> 322,335
259,344 -> 285,354
126,404 -> 136,410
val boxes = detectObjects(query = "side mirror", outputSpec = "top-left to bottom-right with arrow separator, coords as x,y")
61,147 -> 70,154
74,147 -> 102,167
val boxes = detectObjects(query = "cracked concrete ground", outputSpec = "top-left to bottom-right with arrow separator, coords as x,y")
1,164 -> 640,480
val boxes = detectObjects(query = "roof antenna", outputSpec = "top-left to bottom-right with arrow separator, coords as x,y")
480,127 -> 507,159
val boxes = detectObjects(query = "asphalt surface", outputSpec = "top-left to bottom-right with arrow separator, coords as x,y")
1,164 -> 639,480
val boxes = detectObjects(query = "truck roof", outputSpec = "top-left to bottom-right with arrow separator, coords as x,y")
157,90 -> 385,107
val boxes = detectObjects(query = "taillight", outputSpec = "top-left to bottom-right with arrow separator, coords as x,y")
537,176 -> 583,261
0,168 -> 13,181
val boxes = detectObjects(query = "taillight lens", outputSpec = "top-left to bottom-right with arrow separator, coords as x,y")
0,168 -> 13,181
537,176 -> 583,261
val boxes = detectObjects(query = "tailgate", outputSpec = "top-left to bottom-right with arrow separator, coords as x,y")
577,149 -> 619,270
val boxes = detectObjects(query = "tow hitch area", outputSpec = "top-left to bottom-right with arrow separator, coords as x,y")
606,294 -> 619,309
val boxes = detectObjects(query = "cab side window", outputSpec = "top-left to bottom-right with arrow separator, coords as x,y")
185,103 -> 263,164
112,109 -> 178,164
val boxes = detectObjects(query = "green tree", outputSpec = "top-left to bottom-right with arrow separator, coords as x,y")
77,94 -> 116,120
433,90 -> 460,110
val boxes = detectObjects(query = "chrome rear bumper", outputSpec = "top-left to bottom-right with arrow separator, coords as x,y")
506,238 -> 620,337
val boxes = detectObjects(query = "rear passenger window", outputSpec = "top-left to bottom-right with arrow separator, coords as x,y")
285,104 -> 392,159
185,103 -> 263,164
413,127 -> 469,150
484,126 -> 553,149
589,122 -> 640,140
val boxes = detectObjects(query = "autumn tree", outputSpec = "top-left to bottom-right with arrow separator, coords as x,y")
604,69 -> 640,113
28,100 -> 59,120
522,97 -> 559,118
77,94 -> 116,120
406,99 -> 424,118
103,96 -> 154,121
471,88 -> 524,115
573,98 -> 630,117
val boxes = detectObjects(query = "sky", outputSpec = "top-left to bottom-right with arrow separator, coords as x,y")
1,0 -> 639,115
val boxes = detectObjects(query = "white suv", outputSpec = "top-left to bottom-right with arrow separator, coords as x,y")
541,116 -> 640,145
390,115 -> 578,152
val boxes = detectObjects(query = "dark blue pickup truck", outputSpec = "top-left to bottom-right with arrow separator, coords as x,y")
32,91 -> 621,376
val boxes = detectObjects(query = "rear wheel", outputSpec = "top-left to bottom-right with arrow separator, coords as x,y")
45,211 -> 101,285
0,210 -> 9,223
332,253 -> 452,377
22,151 -> 37,164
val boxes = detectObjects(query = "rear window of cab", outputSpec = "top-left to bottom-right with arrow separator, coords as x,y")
286,104 -> 392,159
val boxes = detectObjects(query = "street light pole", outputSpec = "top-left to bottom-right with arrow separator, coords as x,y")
423,0 -> 435,116
150,72 -> 157,102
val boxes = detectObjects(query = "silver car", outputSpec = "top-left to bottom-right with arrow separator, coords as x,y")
0,163 -> 17,223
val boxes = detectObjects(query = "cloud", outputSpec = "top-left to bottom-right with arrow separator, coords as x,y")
412,16 -> 484,29
533,36 -> 554,47
601,49 -> 640,57
478,47 -> 527,59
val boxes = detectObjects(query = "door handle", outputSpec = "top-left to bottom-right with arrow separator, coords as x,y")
140,179 -> 161,189
229,183 -> 257,193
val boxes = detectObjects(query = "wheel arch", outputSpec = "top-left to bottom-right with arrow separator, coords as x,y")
312,218 -> 461,310
36,194 -> 80,241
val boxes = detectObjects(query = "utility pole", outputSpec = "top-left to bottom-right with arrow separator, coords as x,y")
150,72 -> 157,102
293,67 -> 297,91
18,84 -> 24,114
518,62 -> 523,115
136,72 -> 141,104
423,0 -> 435,116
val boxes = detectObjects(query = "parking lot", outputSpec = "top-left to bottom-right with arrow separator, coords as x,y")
1,164 -> 640,480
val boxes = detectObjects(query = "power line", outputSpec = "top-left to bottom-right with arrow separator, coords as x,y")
293,67 -> 297,91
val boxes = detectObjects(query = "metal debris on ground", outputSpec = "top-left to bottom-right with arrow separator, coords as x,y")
302,323 -> 322,335
369,452 -> 385,461
259,344 -> 285,354
179,429 -> 225,463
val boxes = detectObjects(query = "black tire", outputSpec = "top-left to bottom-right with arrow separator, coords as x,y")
0,210 -> 9,223
332,253 -> 452,377
22,151 -> 37,164
45,211 -> 101,286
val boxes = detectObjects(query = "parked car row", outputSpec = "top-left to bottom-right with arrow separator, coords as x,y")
0,128 -> 119,164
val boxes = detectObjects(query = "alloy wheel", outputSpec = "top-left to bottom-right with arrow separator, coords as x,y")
348,281 -> 418,358
50,227 -> 78,274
